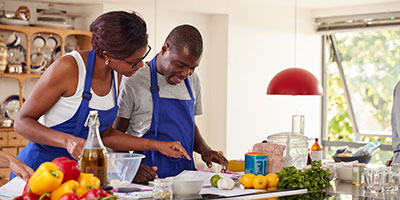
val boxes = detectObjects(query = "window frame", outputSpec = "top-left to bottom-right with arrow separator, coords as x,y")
321,34 -> 393,155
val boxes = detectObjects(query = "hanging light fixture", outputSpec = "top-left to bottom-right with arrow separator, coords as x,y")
266,0 -> 322,96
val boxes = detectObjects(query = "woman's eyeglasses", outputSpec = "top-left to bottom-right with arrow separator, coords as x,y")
120,45 -> 152,70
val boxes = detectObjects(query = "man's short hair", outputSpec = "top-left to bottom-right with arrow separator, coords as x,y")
165,24 -> 203,57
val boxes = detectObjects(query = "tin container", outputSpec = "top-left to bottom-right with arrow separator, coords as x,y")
245,152 -> 268,175
352,163 -> 366,185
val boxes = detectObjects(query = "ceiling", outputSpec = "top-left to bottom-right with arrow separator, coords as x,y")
296,0 -> 399,9
11,0 -> 400,8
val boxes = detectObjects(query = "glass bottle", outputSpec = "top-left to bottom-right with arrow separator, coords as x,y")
311,138 -> 323,161
291,115 -> 304,134
80,110 -> 107,187
0,34 -> 8,73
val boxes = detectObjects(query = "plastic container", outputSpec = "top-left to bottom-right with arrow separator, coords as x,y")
107,152 -> 144,185
267,132 -> 308,169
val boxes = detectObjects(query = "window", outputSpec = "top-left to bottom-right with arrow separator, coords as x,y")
323,29 -> 400,164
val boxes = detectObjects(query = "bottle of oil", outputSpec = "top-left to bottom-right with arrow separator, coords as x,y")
80,110 -> 107,187
311,138 -> 323,161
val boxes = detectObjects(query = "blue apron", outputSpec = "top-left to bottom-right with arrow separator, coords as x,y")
137,56 -> 195,178
11,50 -> 118,179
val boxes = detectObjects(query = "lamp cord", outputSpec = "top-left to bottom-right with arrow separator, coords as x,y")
154,0 -> 157,51
294,0 -> 297,67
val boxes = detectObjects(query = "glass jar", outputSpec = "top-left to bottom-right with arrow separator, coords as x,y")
267,131 -> 309,169
152,178 -> 173,200
36,4 -> 71,26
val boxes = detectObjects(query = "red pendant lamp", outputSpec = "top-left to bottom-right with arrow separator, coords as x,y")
267,0 -> 322,96
267,68 -> 322,95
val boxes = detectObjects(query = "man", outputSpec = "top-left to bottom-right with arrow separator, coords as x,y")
392,81 -> 400,163
114,24 -> 228,178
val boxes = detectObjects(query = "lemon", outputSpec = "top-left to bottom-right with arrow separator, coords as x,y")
239,173 -> 256,188
265,173 -> 280,187
252,174 -> 268,189
210,174 -> 221,188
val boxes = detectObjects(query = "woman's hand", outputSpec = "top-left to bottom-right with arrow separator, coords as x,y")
66,136 -> 86,160
8,155 -> 34,181
201,150 -> 228,172
156,141 -> 191,160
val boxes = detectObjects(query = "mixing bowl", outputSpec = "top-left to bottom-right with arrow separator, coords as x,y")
332,154 -> 372,164
107,152 -> 144,184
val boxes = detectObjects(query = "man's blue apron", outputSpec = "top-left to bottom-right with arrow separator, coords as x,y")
11,50 -> 118,179
137,56 -> 195,178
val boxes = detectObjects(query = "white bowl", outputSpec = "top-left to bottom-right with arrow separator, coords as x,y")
336,165 -> 352,182
172,177 -> 204,196
107,152 -> 144,184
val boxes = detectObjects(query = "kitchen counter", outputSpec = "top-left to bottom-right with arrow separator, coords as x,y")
169,180 -> 398,199
2,177 -> 397,200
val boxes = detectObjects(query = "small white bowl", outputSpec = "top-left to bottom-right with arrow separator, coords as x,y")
172,177 -> 204,196
336,165 -> 352,182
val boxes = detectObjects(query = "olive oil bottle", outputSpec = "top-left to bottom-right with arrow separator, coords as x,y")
80,110 -> 107,187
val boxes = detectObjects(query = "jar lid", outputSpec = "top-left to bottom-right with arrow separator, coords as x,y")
267,132 -> 309,144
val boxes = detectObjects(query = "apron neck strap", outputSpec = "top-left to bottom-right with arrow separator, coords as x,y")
73,49 -> 96,135
149,55 -> 160,137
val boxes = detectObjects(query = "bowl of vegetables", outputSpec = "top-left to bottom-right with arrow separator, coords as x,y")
332,154 -> 372,164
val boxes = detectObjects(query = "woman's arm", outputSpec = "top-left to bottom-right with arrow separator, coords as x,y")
14,55 -> 86,159
0,151 -> 33,181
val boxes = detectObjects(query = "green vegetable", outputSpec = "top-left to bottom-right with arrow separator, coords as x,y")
277,161 -> 331,191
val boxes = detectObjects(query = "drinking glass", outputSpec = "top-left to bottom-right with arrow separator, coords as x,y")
364,167 -> 384,193
386,165 -> 400,193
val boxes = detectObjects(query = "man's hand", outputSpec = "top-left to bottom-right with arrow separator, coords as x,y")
201,150 -> 229,172
156,141 -> 191,160
132,164 -> 158,185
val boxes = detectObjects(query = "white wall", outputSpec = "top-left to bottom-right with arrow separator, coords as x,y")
225,0 -> 322,159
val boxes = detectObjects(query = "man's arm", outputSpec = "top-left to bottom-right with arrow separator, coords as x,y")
113,116 -> 130,133
193,123 -> 228,171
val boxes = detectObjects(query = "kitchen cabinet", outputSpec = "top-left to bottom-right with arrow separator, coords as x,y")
0,24 -> 92,185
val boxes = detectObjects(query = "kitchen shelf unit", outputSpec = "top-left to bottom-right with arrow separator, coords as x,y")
0,24 -> 92,185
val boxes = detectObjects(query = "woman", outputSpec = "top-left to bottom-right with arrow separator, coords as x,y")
11,11 -> 189,180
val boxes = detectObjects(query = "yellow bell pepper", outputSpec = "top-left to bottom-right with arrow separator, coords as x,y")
76,173 -> 101,195
28,162 -> 64,195
50,180 -> 80,200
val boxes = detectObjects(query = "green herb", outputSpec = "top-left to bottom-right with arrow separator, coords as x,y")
277,161 -> 331,191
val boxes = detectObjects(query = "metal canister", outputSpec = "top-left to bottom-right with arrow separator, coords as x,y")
245,152 -> 268,175
352,163 -> 366,185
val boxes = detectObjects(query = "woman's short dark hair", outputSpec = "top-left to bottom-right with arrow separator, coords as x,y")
90,11 -> 148,59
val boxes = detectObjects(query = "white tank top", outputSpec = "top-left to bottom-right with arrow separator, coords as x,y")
38,51 -> 118,127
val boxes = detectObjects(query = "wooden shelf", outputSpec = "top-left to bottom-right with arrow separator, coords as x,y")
0,24 -> 92,109
0,127 -> 14,132
0,72 -> 41,80
0,24 -> 92,38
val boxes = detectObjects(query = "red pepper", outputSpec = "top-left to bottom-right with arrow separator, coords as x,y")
52,157 -> 81,183
17,178 -> 50,200
13,193 -> 50,200
23,178 -> 30,194
59,193 -> 80,200
80,189 -> 117,200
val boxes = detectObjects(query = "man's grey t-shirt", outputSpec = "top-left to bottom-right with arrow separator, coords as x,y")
117,63 -> 203,137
